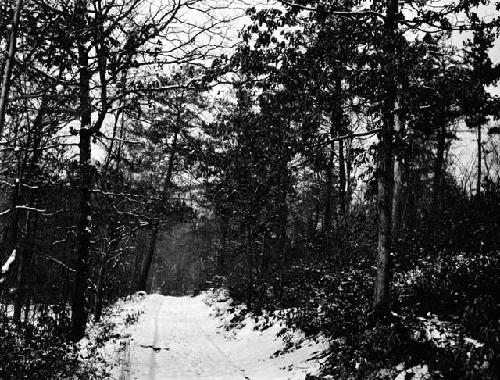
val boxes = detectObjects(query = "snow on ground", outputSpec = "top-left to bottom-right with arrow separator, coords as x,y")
80,289 -> 329,379
394,364 -> 429,380
78,292 -> 147,378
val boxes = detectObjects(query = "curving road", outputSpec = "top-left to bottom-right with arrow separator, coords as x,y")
119,294 -> 325,380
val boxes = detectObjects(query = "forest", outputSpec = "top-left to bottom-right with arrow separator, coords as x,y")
1,0 -> 500,378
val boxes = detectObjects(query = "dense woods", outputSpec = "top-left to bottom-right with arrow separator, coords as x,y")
1,0 -> 500,378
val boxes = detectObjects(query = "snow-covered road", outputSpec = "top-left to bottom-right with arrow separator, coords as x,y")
119,294 -> 327,380
125,295 -> 250,379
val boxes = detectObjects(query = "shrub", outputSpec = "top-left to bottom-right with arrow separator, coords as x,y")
0,308 -> 98,379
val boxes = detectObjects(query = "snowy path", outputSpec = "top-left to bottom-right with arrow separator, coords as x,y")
119,294 -> 327,380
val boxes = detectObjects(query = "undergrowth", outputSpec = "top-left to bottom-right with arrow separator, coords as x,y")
0,306 -> 98,379
212,185 -> 500,379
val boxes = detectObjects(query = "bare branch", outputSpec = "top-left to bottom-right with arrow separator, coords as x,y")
278,0 -> 386,21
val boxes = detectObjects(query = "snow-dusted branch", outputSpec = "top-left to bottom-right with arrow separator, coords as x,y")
0,249 -> 17,284
16,205 -> 47,212
37,254 -> 75,272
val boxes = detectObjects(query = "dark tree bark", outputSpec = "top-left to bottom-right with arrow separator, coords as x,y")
311,173 -> 321,237
0,0 -> 23,137
8,170 -> 22,321
345,138 -> 352,216
432,119 -> 446,208
276,151 -> 289,293
374,122 -> 394,316
477,124 -> 482,198
71,0 -> 93,340
323,149 -> 334,234
373,0 -> 398,316
338,137 -> 346,216
334,77 -> 346,217
324,88 -> 346,232
391,91 -> 405,241
138,220 -> 159,292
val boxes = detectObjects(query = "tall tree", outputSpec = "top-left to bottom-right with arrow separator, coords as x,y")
71,0 -> 92,340
373,0 -> 399,316
0,0 -> 23,138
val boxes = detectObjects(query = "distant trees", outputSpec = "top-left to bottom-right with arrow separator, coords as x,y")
461,23 -> 500,198
135,67 -> 208,292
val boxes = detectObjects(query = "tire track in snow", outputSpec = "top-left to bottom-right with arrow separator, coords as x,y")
111,293 -> 329,380
190,314 -> 250,379
125,295 -> 250,379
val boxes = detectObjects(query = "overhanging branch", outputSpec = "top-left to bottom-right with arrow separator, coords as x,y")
278,0 -> 386,21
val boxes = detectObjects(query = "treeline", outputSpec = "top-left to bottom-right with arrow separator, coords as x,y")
1,0 -> 500,378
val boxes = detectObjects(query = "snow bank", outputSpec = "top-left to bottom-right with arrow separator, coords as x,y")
78,291 -> 147,378
204,288 -> 330,379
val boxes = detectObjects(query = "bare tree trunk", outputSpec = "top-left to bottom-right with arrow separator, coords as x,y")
338,138 -> 346,216
93,264 -> 104,321
374,124 -> 394,316
323,150 -> 334,234
23,288 -> 30,322
71,0 -> 92,340
311,174 -> 321,237
13,245 -> 24,321
373,0 -> 398,317
402,142 -> 412,228
391,91 -> 405,242
334,77 -> 346,217
138,220 -> 159,291
22,206 -> 39,323
477,124 -> 481,198
276,152 -> 289,295
0,0 -> 23,137
432,120 -> 446,208
9,167 -> 22,321
345,138 -> 352,216
8,121 -> 27,322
